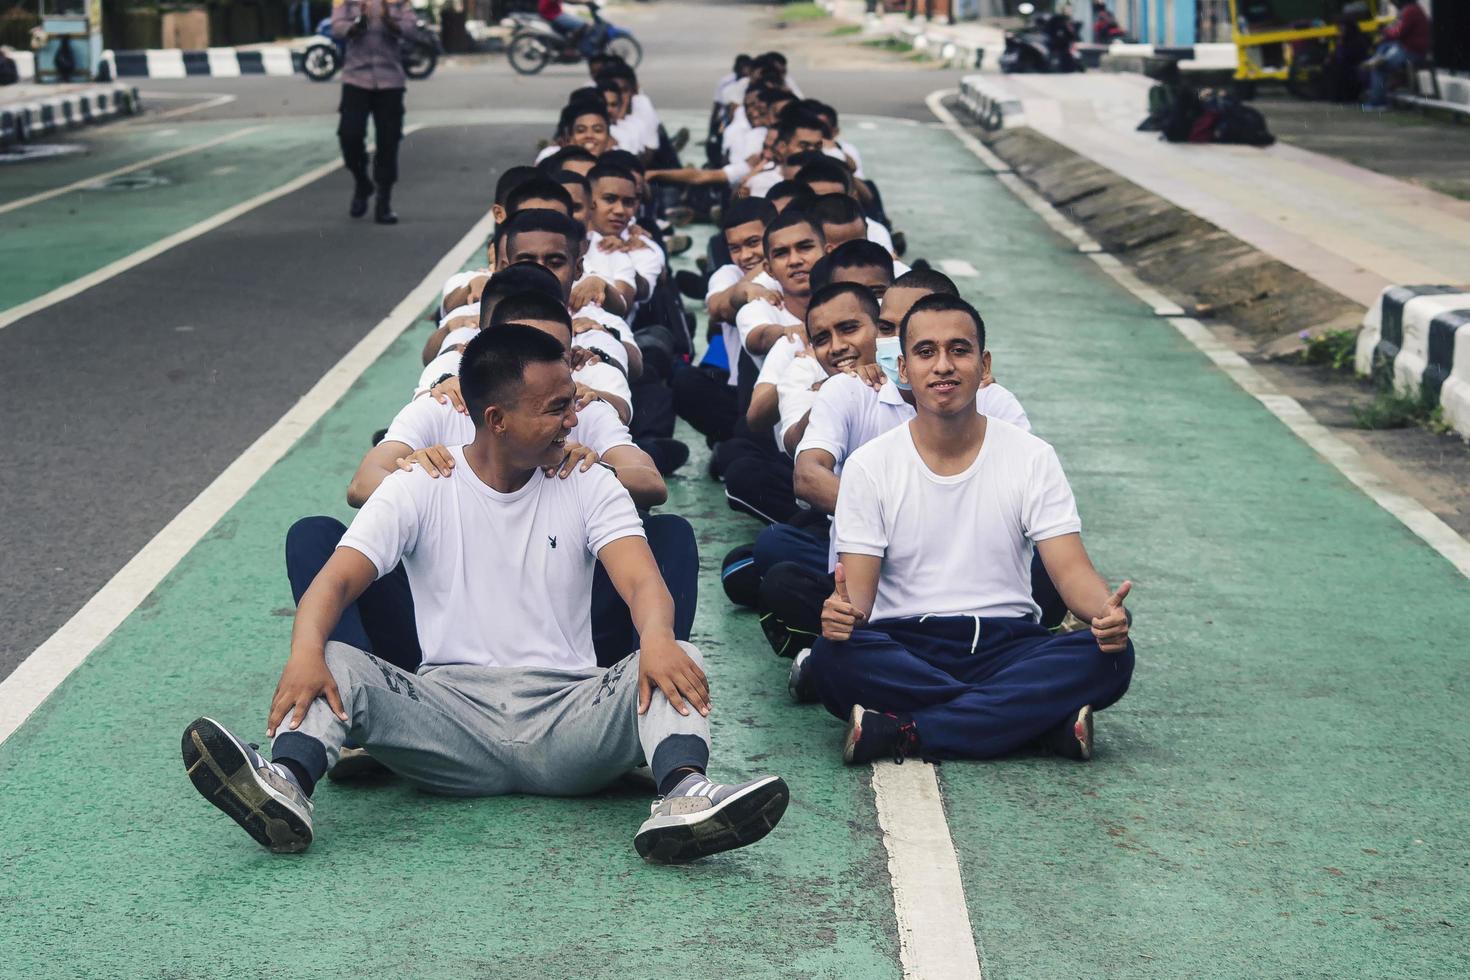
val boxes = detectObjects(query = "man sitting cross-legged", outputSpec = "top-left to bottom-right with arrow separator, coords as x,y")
182,326 -> 790,862
811,294 -> 1135,764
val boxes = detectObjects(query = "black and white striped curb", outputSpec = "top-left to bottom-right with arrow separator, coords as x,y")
107,47 -> 301,78
1356,284 -> 1470,440
956,73 -> 1024,132
1,85 -> 141,148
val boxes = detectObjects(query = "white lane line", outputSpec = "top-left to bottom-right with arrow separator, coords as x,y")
0,206 -> 498,745
925,87 -> 1470,581
0,124 -> 422,332
0,124 -> 266,217
872,762 -> 985,980
143,93 -> 238,121
938,258 -> 979,278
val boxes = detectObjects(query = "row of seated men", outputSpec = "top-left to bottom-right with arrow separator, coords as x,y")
177,48 -> 1134,868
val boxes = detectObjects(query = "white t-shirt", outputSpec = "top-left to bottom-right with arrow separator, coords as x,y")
827,139 -> 866,180
744,165 -> 784,199
721,114 -> 750,158
835,419 -> 1080,623
382,394 -> 633,458
340,445 -> 644,670
630,94 -> 661,140
735,296 -> 801,369
798,374 -> 1030,570
618,229 -> 666,284
706,264 -> 780,386
866,218 -> 895,257
534,144 -> 559,164
580,235 -> 638,290
764,340 -> 828,456
611,116 -> 655,155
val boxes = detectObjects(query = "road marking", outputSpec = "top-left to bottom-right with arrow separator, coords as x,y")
0,204 -> 498,746
0,125 -> 266,216
0,124 -> 421,332
938,258 -> 979,278
872,761 -> 985,979
926,87 -> 1470,581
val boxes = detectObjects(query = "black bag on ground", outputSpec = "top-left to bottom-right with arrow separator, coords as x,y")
1211,98 -> 1276,146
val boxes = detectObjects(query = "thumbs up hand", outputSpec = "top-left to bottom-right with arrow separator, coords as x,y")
1091,580 -> 1132,654
821,562 -> 868,642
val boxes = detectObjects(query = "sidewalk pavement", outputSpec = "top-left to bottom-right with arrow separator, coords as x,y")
960,70 -> 1470,308
822,0 -> 1005,68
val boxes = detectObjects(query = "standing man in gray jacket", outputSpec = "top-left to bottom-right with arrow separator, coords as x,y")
332,0 -> 417,224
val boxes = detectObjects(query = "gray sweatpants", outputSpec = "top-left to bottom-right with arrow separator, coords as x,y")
271,641 -> 710,796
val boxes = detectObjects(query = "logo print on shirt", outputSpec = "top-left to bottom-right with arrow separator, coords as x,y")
548,535 -> 558,550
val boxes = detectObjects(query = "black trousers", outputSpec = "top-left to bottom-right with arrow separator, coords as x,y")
338,83 -> 405,190
672,363 -> 739,446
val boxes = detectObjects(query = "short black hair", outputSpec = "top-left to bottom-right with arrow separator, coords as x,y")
795,157 -> 853,190
505,175 -> 574,216
595,61 -> 638,86
898,293 -> 986,355
776,110 -> 831,142
459,324 -> 570,426
808,280 -> 881,325
502,208 -> 586,256
810,192 -> 866,229
478,263 -> 565,329
598,149 -> 645,175
587,162 -> 638,188
537,145 -> 597,175
763,208 -> 825,254
892,267 -> 959,295
552,169 -> 591,196
488,290 -> 573,335
494,165 -> 540,207
827,239 -> 895,278
721,197 -> 778,231
800,99 -> 838,130
733,53 -> 753,72
765,180 -> 814,209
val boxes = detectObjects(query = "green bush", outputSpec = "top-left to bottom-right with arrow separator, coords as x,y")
1296,329 -> 1358,372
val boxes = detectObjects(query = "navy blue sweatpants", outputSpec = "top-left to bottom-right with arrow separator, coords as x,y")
809,615 -> 1134,759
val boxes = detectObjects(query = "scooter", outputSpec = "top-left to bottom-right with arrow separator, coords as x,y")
302,15 -> 441,82
504,0 -> 642,75
1000,3 -> 1085,74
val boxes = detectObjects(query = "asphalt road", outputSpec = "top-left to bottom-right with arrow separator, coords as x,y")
0,0 -> 963,680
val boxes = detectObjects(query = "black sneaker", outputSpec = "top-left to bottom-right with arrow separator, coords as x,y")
720,544 -> 760,608
181,717 -> 314,853
787,648 -> 818,703
1043,704 -> 1093,761
842,704 -> 920,765
374,194 -> 398,225
758,611 -> 815,659
350,179 -> 374,218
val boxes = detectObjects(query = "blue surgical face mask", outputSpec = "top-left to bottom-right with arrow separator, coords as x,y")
874,336 -> 911,391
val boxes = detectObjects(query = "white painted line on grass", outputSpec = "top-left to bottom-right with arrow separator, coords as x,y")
0,124 -> 421,332
938,258 -> 980,278
872,761 -> 984,980
926,87 -> 1470,582
0,204 -> 498,746
0,125 -> 266,217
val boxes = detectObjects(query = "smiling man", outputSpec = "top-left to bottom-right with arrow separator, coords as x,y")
810,294 -> 1136,766
182,326 -> 790,863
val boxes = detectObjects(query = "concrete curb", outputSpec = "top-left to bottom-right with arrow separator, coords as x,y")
0,84 -> 141,149
106,47 -> 301,78
1356,284 -> 1470,440
957,73 -> 1024,131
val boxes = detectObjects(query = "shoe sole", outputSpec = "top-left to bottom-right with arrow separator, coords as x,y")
841,704 -> 866,765
634,776 -> 790,864
181,718 -> 312,853
1074,704 -> 1094,762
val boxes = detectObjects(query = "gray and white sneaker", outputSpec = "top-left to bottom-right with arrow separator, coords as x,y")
181,717 -> 314,853
634,772 -> 789,864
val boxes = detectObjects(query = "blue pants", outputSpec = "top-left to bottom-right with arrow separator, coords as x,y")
286,512 -> 699,673
754,518 -> 1068,630
810,615 -> 1134,759
1365,42 -> 1420,107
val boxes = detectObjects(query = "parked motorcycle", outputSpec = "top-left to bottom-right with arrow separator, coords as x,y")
302,15 -> 442,82
1000,3 -> 1084,74
504,1 -> 642,76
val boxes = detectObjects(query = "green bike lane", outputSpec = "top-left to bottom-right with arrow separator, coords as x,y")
866,120 -> 1469,976
1,109 -> 1466,978
0,119 -> 341,311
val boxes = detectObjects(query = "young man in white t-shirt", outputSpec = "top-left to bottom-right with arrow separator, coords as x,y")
183,326 -> 790,862
672,198 -> 779,448
721,209 -> 822,525
812,295 -> 1135,765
